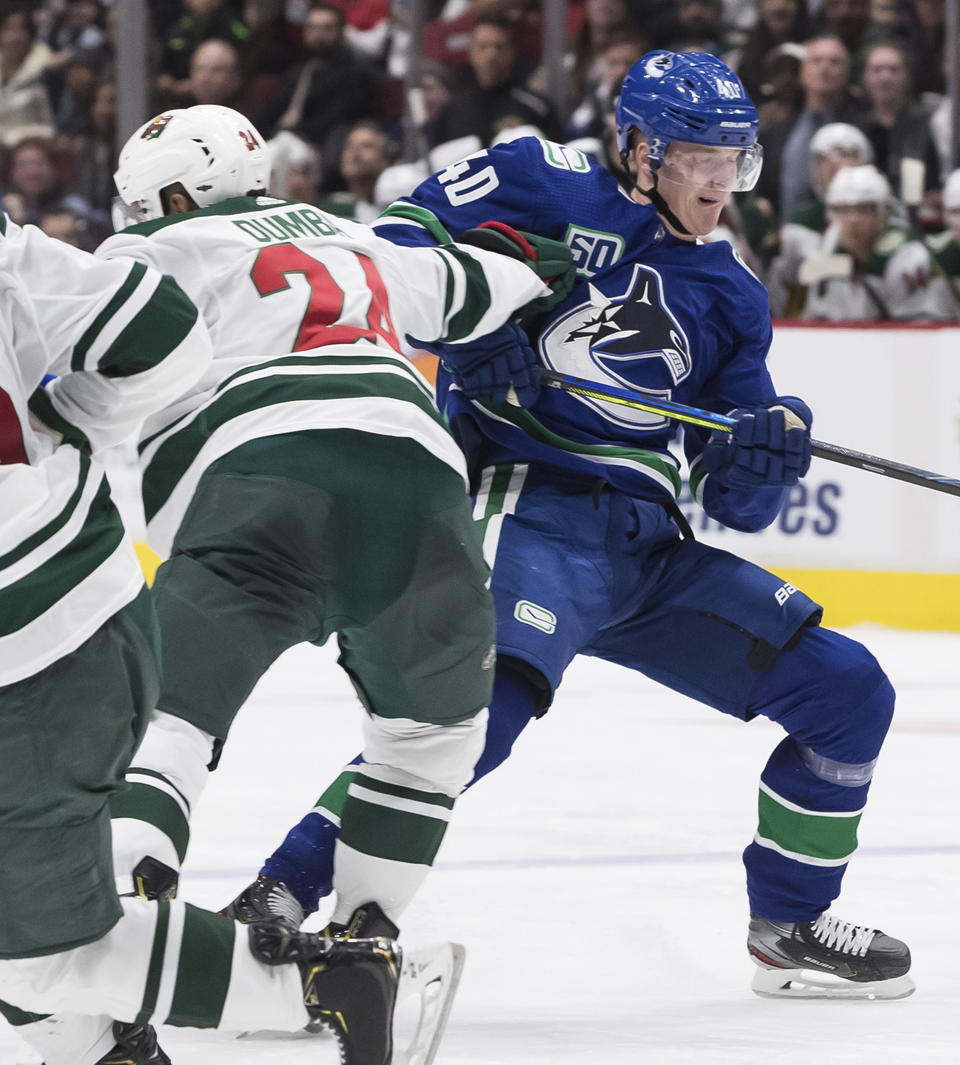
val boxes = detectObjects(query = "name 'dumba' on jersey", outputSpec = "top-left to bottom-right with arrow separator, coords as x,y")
539,262 -> 692,432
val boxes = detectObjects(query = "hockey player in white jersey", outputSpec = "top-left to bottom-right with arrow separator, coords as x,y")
801,164 -> 934,320
0,213 -> 403,1065
50,104 -> 571,1061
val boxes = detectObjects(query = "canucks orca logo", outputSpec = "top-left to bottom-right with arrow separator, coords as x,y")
644,53 -> 674,78
539,263 -> 692,432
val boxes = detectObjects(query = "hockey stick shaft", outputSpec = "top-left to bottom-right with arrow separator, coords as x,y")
541,369 -> 960,497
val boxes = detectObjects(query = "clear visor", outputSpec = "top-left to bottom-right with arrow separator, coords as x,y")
655,142 -> 763,194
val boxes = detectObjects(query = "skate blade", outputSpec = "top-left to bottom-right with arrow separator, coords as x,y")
236,1026 -> 321,1040
236,941 -> 466,1058
394,941 -> 466,1065
752,965 -> 916,1000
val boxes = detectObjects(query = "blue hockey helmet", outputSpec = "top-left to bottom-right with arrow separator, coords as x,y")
616,51 -> 762,192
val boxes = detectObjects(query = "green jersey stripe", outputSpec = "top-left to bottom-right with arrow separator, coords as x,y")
125,767 -> 192,815
340,795 -> 448,865
166,904 -> 235,1027
27,387 -> 90,451
376,202 -> 453,245
98,275 -> 200,377
122,195 -> 302,237
435,246 -> 493,341
312,766 -> 359,824
142,369 -> 445,523
109,781 -> 191,864
757,787 -> 861,863
71,261 -> 148,372
354,772 -> 456,809
135,901 -> 170,1025
138,352 -> 431,456
0,479 -> 124,637
0,451 -> 91,571
478,400 -> 683,495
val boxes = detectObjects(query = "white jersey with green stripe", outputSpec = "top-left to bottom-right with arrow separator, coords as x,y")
96,195 -> 552,557
0,212 -> 212,685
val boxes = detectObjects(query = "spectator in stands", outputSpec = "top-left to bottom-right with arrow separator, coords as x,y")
70,76 -> 117,211
928,32 -> 958,180
567,34 -> 648,142
903,0 -> 946,96
0,5 -> 54,148
759,34 -> 865,222
41,0 -> 107,66
814,0 -> 872,72
185,37 -> 245,108
318,119 -> 392,223
242,0 -> 296,77
730,0 -> 811,103
46,52 -> 99,137
755,42 -> 805,133
259,1 -> 380,174
768,121 -> 874,313
431,16 -> 562,148
668,0 -> 734,56
856,39 -> 940,203
800,163 -> 933,320
38,204 -> 86,247
269,129 -> 324,203
0,135 -> 102,240
567,0 -> 643,113
414,59 -> 454,149
924,168 -> 960,319
157,0 -> 251,94
624,0 -> 683,48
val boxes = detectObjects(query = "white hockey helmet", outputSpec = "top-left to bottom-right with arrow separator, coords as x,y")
825,164 -> 891,207
114,105 -> 271,224
809,122 -> 873,164
944,168 -> 960,211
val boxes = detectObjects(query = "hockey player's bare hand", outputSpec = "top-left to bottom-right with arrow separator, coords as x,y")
703,396 -> 812,488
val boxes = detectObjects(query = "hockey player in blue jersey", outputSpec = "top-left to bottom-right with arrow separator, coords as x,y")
226,51 -> 914,999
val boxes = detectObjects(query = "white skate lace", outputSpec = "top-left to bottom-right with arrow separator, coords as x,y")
267,884 -> 304,926
809,913 -> 877,956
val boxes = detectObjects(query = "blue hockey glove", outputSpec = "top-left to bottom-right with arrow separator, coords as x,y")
702,396 -> 813,488
409,321 -> 540,407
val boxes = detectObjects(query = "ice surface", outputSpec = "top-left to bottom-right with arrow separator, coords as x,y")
3,626 -> 957,1065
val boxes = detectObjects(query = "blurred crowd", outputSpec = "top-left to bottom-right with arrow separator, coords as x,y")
1,0 -> 959,319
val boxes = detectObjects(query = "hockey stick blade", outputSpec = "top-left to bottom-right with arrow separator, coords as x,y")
541,369 -> 960,497
236,941 -> 466,1061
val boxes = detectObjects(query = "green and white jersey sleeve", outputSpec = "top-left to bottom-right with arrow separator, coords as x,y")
0,212 -> 212,685
96,196 -> 551,556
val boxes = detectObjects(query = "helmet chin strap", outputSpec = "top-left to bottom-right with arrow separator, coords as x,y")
639,172 -> 692,237
621,146 -> 693,236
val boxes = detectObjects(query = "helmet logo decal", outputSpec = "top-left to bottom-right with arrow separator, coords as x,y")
238,128 -> 262,152
644,53 -> 673,78
715,78 -> 743,99
140,113 -> 175,140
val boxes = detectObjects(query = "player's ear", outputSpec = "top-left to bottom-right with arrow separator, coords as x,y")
632,135 -> 652,185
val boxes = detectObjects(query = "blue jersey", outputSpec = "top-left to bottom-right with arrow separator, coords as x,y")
372,136 -> 783,531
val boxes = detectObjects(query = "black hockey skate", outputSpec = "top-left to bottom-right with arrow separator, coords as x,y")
748,912 -> 915,999
249,919 -> 401,1065
95,1021 -> 172,1065
122,857 -> 179,902
105,858 -> 179,1064
220,873 -> 305,928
